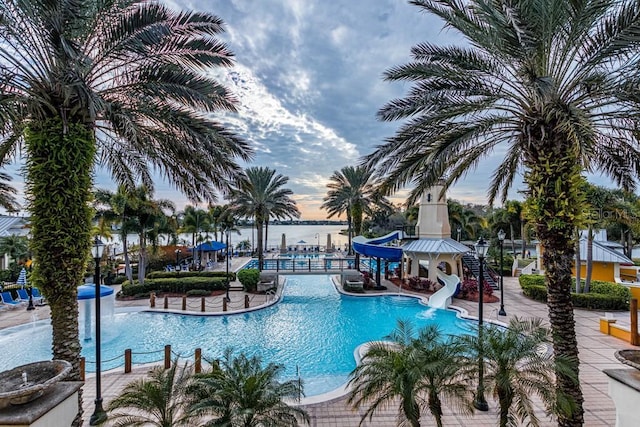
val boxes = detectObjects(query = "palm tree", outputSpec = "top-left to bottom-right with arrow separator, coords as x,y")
126,186 -> 175,284
0,167 -> 19,213
187,348 -> 310,426
0,235 -> 29,265
321,166 -> 381,256
108,361 -> 196,427
0,3 -> 252,423
455,318 -> 576,427
365,2 -> 640,424
229,167 -> 299,270
182,205 -> 210,268
348,321 -> 471,427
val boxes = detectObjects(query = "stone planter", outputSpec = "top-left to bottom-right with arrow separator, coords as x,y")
605,350 -> 640,426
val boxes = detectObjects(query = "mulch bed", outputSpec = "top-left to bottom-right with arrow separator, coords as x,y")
390,277 -> 501,303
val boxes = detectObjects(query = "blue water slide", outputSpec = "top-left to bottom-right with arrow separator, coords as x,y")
352,231 -> 403,261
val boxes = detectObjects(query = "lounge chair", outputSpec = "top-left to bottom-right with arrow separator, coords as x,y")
32,288 -> 45,305
1,291 -> 24,307
17,288 -> 44,306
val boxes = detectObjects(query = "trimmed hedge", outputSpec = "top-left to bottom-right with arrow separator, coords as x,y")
237,269 -> 260,292
147,271 -> 236,280
519,274 -> 630,310
120,277 -> 228,297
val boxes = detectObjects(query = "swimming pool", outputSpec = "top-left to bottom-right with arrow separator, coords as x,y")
0,275 -> 475,397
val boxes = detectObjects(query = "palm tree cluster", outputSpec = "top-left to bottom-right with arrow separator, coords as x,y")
365,2 -> 640,425
349,318 -> 570,427
108,350 -> 309,427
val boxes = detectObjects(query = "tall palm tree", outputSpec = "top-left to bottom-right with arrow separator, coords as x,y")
348,321 -> 471,427
454,318 -> 576,427
108,361 -> 196,427
0,166 -> 19,213
229,167 -> 299,270
126,186 -> 175,284
187,348 -> 310,426
321,166 -> 380,256
365,2 -> 640,424
0,3 -> 252,423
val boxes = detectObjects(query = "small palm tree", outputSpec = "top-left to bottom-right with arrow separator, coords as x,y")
187,348 -> 309,426
108,361 -> 196,427
229,167 -> 299,270
348,320 -> 471,427
455,318 -> 577,427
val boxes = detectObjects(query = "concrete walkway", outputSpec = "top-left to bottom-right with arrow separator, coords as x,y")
1,272 -> 636,426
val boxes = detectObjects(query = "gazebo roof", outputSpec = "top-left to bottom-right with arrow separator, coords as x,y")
402,238 -> 470,255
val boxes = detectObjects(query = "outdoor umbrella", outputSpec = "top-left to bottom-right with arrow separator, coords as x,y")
16,267 -> 27,287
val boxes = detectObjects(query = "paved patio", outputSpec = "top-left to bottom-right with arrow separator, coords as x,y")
1,269 -> 636,426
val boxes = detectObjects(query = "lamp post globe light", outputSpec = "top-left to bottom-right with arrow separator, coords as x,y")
497,229 -> 507,316
90,237 -> 107,425
457,226 -> 462,242
474,236 -> 489,412
175,248 -> 181,272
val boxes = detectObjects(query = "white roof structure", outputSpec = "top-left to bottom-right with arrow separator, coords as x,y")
0,215 -> 29,237
402,238 -> 470,255
578,237 -> 632,265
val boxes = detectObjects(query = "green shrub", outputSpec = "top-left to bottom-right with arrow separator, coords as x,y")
112,275 -> 128,285
519,274 -> 630,310
186,289 -> 211,297
120,277 -> 228,296
237,268 -> 260,292
519,274 -> 546,287
147,271 -> 236,281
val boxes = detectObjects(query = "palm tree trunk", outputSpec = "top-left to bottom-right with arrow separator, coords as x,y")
510,224 -> 516,257
525,142 -> 584,427
428,392 -> 444,427
497,388 -> 513,427
256,220 -> 264,270
265,220 -> 269,253
575,229 -> 582,293
123,235 -> 133,283
520,222 -> 526,259
585,227 -> 593,293
138,231 -> 146,285
25,118 -> 96,427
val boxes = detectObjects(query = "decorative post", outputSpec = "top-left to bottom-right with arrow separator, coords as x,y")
498,229 -> 507,316
474,236 -> 489,412
89,238 -> 107,425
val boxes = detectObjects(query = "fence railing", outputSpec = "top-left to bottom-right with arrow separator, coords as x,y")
258,257 -> 358,272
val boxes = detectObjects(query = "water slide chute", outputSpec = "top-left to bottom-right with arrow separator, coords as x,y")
352,231 -> 403,261
427,269 -> 461,309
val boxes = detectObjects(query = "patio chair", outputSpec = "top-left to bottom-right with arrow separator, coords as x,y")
17,288 -> 44,306
32,288 -> 46,305
1,291 -> 23,307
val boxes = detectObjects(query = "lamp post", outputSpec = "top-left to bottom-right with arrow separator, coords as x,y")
225,230 -> 230,302
175,249 -> 181,273
315,233 -> 319,252
457,226 -> 461,242
90,237 -> 107,425
474,236 -> 489,412
498,229 -> 507,316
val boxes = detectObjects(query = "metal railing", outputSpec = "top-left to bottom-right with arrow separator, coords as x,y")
258,257 -> 358,272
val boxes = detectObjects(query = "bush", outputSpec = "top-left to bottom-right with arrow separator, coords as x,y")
113,275 -> 128,285
519,274 -> 630,310
237,268 -> 260,292
457,277 -> 493,299
120,277 -> 228,296
147,271 -> 236,280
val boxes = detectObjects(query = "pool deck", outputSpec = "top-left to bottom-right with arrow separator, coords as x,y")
1,264 -> 636,426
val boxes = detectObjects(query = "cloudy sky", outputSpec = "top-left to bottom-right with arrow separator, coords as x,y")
5,0 -> 596,219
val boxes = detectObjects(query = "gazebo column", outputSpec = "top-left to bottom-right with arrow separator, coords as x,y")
428,254 -> 439,281
410,253 -> 420,277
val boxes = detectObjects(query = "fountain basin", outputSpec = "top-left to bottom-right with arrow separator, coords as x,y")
615,349 -> 640,370
0,360 -> 72,409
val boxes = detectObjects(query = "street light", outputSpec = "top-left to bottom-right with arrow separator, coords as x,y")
225,231 -> 230,302
90,237 -> 107,425
474,236 -> 489,412
457,227 -> 461,242
175,249 -> 182,273
315,233 -> 319,252
498,229 -> 507,316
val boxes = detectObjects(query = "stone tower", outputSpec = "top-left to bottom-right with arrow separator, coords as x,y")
415,181 -> 451,239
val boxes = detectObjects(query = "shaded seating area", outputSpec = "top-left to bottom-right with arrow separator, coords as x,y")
257,273 -> 277,293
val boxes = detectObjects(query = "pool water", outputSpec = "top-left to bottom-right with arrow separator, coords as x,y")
0,275 -> 475,396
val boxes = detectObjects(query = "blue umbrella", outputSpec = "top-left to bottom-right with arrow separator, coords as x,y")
16,267 -> 27,287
